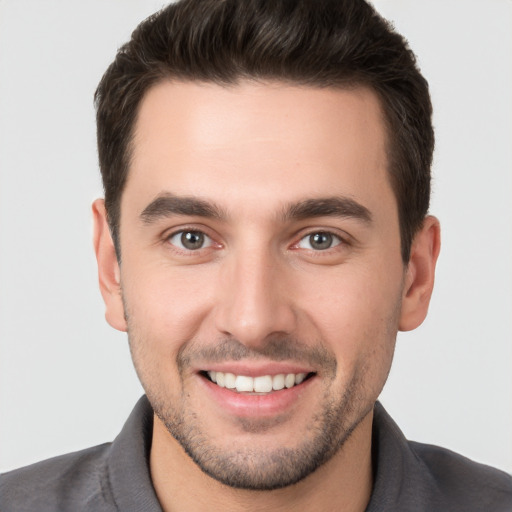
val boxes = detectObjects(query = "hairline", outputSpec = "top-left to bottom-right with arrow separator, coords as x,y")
110,76 -> 416,263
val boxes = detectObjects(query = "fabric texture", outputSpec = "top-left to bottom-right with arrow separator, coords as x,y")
1,396 -> 511,511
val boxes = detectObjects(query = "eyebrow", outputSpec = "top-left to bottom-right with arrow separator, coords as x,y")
140,193 -> 226,224
282,196 -> 372,223
140,193 -> 372,225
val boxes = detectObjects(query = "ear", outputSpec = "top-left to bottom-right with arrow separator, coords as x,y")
399,215 -> 441,331
92,199 -> 127,332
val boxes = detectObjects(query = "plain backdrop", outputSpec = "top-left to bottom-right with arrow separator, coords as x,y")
0,1 -> 511,474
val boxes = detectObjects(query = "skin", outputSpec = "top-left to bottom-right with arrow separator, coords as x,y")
93,81 -> 440,512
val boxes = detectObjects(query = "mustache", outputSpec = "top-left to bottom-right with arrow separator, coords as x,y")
178,336 -> 337,376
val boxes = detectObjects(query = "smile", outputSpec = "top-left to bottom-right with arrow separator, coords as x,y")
205,371 -> 314,394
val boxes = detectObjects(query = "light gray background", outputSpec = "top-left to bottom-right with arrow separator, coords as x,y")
1,1 -> 511,474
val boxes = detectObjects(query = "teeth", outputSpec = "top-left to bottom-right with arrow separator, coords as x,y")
295,373 -> 306,384
224,372 -> 236,389
206,371 -> 309,393
272,374 -> 285,390
253,375 -> 273,393
285,373 -> 295,388
235,375 -> 253,392
216,372 -> 225,387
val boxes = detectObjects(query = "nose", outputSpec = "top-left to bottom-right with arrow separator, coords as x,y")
213,249 -> 297,348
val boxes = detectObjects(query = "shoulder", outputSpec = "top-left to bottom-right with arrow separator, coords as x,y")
409,440 -> 512,511
371,402 -> 512,511
0,443 -> 117,512
0,396 -> 160,512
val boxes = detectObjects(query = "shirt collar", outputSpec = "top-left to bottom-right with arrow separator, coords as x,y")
107,396 -> 162,512
105,396 -> 435,511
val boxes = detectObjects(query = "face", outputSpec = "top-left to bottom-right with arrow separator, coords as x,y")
97,81 -> 419,490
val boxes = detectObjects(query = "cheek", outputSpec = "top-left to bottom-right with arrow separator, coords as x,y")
121,263 -> 219,351
294,260 -> 402,369
123,266 -> 217,398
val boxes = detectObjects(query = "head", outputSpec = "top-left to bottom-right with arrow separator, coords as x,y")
93,0 -> 440,493
95,0 -> 433,264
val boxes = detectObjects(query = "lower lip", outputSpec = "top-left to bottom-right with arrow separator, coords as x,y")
200,374 -> 316,417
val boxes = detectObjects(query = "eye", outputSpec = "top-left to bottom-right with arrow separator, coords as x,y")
168,230 -> 213,251
297,231 -> 342,251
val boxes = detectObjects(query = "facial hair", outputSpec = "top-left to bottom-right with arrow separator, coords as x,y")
128,333 -> 379,490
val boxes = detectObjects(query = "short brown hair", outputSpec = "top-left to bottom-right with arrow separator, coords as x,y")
95,0 -> 433,262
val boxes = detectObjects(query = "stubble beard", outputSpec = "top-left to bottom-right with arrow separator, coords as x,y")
128,332 -> 381,491
154,373 -> 370,490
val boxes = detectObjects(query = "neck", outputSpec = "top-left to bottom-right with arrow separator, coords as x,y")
150,410 -> 374,512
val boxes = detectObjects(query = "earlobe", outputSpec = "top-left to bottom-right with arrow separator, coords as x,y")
399,216 -> 441,332
92,199 -> 127,332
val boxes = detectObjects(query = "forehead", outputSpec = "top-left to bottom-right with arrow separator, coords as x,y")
125,80 -> 392,218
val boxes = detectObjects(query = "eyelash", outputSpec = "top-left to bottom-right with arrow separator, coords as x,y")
294,231 -> 345,252
164,227 -> 349,256
164,226 -> 220,255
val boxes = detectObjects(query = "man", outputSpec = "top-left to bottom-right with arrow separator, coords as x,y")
1,0 -> 511,510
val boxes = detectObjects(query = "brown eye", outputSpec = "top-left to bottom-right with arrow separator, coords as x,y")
298,232 -> 341,251
168,230 -> 211,250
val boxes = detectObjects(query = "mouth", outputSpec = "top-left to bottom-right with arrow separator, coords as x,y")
201,370 -> 316,394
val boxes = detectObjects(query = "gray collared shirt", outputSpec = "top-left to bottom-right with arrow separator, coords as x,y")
1,396 -> 511,511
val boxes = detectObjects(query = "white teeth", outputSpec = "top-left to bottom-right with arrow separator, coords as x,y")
224,372 -> 236,389
295,373 -> 306,385
272,374 -> 285,390
206,371 -> 310,393
254,375 -> 273,393
216,372 -> 225,388
285,373 -> 296,388
235,375 -> 254,392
